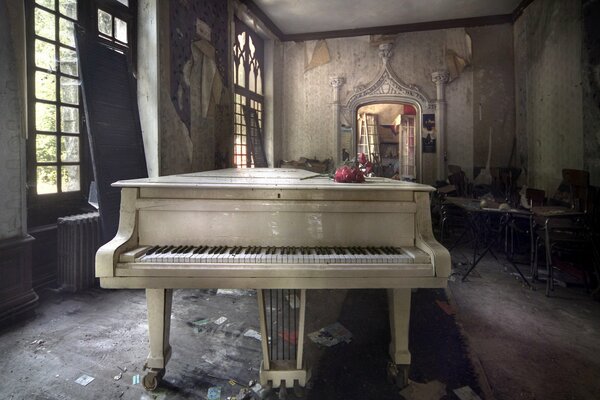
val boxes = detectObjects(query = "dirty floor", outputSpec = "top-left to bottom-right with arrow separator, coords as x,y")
1,244 -> 599,399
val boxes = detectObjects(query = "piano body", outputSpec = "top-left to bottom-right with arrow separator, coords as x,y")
96,168 -> 450,390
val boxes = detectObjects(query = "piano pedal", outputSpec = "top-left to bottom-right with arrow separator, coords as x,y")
142,365 -> 165,391
386,362 -> 409,389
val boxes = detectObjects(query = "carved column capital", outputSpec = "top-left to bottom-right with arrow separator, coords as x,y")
329,76 -> 345,88
431,70 -> 450,86
378,43 -> 393,65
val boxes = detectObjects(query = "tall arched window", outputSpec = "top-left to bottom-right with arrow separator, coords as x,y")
233,18 -> 264,168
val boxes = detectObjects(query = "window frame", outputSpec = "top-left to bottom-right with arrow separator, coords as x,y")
233,18 -> 264,168
25,0 -> 90,226
25,0 -> 137,227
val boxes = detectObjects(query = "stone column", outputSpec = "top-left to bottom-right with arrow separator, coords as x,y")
431,70 -> 450,181
329,76 -> 345,164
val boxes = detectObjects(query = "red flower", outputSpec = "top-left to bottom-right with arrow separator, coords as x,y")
358,153 -> 367,165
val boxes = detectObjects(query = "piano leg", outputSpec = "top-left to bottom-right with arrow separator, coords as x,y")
387,288 -> 411,388
143,288 -> 173,390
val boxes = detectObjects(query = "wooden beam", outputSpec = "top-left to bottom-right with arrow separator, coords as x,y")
239,0 -> 285,41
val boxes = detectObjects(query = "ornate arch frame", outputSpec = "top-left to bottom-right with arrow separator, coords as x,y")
338,44 -> 436,182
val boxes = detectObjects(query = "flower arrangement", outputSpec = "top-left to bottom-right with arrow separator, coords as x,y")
333,153 -> 373,183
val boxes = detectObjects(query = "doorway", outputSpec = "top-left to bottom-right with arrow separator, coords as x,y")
355,103 -> 418,180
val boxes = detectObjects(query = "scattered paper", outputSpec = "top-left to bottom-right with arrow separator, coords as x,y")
308,322 -> 352,347
75,374 -> 95,386
217,289 -> 250,296
207,386 -> 221,400
213,316 -> 228,325
243,329 -> 262,341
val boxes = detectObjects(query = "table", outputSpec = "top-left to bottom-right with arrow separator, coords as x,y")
443,197 -> 532,288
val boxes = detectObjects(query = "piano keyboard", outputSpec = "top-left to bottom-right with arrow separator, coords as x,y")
120,245 -> 431,264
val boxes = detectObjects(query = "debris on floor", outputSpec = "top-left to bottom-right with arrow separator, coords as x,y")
207,386 -> 222,400
454,385 -> 482,400
308,322 -> 352,347
74,374 -> 95,386
214,316 -> 228,325
132,374 -> 140,385
217,289 -> 252,296
435,299 -> 456,315
249,381 -> 272,399
398,379 -> 446,400
243,329 -> 262,341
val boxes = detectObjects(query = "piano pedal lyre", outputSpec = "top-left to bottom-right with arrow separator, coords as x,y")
257,289 -> 310,390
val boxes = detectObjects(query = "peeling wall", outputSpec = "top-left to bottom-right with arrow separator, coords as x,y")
159,0 -> 232,175
514,0 -> 584,194
0,0 -> 26,240
280,26 -> 514,182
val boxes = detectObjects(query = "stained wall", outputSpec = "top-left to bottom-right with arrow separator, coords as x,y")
0,0 -> 26,240
514,0 -> 584,194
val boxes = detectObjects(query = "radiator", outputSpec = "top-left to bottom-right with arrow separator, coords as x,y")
57,212 -> 100,292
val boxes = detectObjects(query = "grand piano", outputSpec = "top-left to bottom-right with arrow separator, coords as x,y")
96,168 -> 450,391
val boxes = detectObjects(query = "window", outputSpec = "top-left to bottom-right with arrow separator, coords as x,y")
27,0 -> 83,198
233,18 -> 264,168
26,0 -> 136,226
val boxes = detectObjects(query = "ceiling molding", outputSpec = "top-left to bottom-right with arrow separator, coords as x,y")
282,14 -> 513,42
239,0 -> 285,41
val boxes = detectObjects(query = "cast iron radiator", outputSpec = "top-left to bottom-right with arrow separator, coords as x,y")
57,212 -> 100,291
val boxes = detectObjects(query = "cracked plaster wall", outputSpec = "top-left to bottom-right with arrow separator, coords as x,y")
514,0 -> 585,194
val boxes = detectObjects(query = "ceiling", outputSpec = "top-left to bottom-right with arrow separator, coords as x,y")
251,0 -> 524,37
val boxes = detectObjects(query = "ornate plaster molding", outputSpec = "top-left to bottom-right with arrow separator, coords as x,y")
329,76 -> 345,88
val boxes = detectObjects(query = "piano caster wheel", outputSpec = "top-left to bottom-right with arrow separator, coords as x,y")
387,362 -> 409,389
142,368 -> 165,391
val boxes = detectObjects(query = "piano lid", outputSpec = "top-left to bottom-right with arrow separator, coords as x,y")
112,168 -> 435,192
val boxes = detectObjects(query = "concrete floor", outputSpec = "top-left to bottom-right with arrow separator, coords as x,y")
1,244 -> 599,400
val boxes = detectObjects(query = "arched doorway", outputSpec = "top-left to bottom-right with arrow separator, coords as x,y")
354,102 -> 419,180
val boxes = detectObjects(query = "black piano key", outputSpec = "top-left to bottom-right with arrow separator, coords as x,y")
145,245 -> 160,255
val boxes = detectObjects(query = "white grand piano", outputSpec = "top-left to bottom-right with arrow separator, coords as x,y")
96,168 -> 450,391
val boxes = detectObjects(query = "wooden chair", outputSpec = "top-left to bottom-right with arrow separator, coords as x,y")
535,170 -> 599,295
